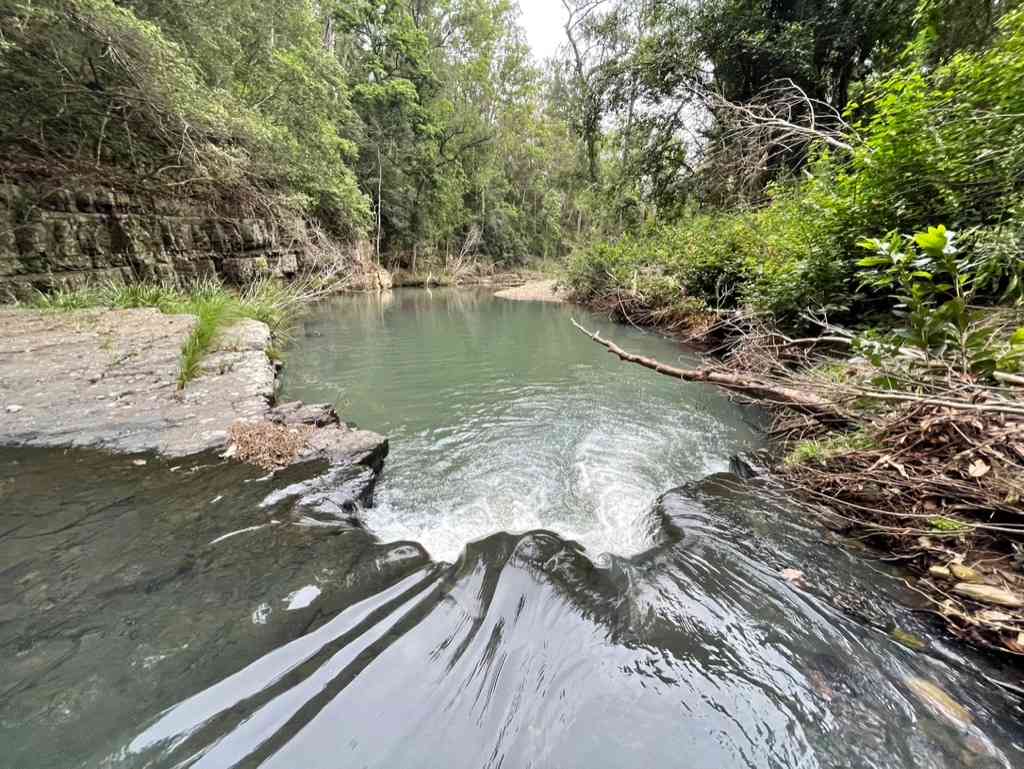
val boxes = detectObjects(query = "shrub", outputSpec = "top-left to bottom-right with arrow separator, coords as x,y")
857,224 -> 1024,376
830,8 -> 1024,243
0,0 -> 369,233
565,184 -> 848,322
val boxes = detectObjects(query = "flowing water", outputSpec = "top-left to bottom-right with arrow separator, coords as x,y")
280,289 -> 765,560
2,288 -> 1023,769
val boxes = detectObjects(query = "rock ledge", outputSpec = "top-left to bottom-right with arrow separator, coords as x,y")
0,309 -> 386,474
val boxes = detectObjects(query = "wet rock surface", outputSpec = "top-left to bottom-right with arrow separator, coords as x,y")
266,401 -> 389,469
0,447 -> 430,769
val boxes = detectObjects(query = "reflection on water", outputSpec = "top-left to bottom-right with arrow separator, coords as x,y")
280,289 -> 765,560
3,290 -> 1023,769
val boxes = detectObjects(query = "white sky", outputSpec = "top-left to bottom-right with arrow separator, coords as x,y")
516,0 -> 568,62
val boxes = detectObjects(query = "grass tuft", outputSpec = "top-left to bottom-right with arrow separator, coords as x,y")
783,430 -> 877,468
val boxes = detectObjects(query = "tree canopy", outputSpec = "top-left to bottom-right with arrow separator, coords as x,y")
2,0 -> 1021,276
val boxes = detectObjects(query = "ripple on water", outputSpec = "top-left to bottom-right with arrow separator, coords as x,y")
280,290 -> 763,561
5,292 -> 1024,769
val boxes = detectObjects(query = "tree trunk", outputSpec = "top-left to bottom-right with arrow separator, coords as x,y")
375,146 -> 383,264
322,16 -> 335,52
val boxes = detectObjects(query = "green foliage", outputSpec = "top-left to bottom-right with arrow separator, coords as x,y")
928,516 -> 971,533
29,285 -> 106,312
570,6 -> 1024,331
857,225 -> 1024,376
695,0 -> 915,108
0,0 -> 369,233
832,8 -> 1024,240
2,0 -> 578,258
566,184 -> 848,320
783,431 -> 877,467
334,0 -> 577,263
912,0 -> 1019,61
176,290 -> 237,388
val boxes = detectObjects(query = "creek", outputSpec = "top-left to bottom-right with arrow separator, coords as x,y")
1,288 -> 1022,768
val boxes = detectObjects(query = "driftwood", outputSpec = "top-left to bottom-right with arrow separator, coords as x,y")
573,319 -> 1024,420
571,318 -> 847,424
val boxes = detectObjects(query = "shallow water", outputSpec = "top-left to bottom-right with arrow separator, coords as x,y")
2,289 -> 1024,769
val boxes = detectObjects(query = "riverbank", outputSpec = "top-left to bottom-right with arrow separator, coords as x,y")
568,296 -> 1024,658
388,262 -> 556,290
494,279 -> 567,303
0,306 -> 388,500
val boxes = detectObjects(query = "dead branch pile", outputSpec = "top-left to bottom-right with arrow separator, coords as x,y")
581,284 -> 720,337
787,405 -> 1024,653
572,314 -> 1024,654
695,79 -> 857,205
226,420 -> 314,471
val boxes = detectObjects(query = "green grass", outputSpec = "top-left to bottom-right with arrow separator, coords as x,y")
32,278 -> 310,388
783,430 -> 877,468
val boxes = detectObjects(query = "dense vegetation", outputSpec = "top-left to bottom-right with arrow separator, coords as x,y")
562,0 -> 1024,352
0,0 -> 583,267
3,0 -> 1021,321
551,0 -> 1024,655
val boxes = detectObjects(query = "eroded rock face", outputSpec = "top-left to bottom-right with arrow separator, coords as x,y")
0,183 -> 304,302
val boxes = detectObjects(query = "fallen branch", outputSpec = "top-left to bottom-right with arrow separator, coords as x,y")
994,371 -> 1024,387
571,318 -> 848,424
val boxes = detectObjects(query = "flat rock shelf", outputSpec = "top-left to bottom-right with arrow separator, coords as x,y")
0,307 -> 274,455
0,308 -> 386,476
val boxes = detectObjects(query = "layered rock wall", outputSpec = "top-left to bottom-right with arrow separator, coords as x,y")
0,184 -> 306,301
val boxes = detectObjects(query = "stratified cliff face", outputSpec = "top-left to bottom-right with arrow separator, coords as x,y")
0,183 -> 307,301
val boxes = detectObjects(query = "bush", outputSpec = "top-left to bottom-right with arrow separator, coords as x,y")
828,8 -> 1024,244
0,0 -> 369,233
565,184 -> 848,322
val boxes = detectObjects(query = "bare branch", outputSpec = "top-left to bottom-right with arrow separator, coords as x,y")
571,318 -> 848,423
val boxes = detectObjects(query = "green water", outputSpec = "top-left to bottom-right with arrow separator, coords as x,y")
280,288 -> 765,560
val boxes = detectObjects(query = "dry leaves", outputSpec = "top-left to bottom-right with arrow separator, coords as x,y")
783,403 -> 1024,654
226,420 -> 314,471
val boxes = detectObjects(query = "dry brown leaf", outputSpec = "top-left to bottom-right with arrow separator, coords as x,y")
967,459 -> 991,478
888,458 -> 909,479
1004,636 -> 1024,654
929,565 -> 953,580
949,564 -> 982,583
